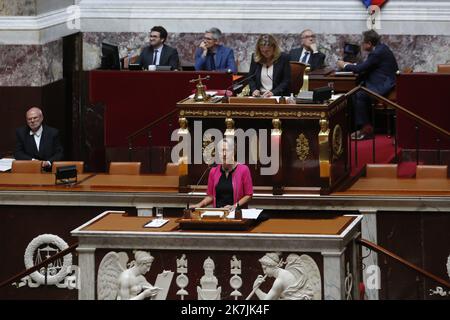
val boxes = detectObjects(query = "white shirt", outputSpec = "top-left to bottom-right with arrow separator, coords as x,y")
153,45 -> 163,65
299,48 -> 312,64
30,125 -> 43,152
260,64 -> 274,92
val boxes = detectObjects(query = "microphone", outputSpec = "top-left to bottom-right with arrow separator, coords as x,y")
184,163 -> 216,217
222,71 -> 257,102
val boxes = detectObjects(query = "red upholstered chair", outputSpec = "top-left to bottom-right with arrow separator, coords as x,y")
416,165 -> 448,179
52,161 -> 85,174
109,162 -> 141,175
11,160 -> 42,173
366,164 -> 398,178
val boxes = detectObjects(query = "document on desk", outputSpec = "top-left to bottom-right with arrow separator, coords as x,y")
227,208 -> 263,219
334,71 -> 354,76
144,219 -> 169,228
0,158 -> 14,172
201,211 -> 225,218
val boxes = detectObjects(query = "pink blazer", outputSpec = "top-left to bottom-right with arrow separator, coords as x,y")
207,163 -> 253,207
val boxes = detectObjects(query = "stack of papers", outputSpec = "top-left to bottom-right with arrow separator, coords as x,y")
227,208 -> 263,220
0,158 -> 14,172
144,219 -> 169,228
334,71 -> 354,76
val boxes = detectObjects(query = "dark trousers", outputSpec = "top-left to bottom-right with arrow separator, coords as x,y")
352,90 -> 373,128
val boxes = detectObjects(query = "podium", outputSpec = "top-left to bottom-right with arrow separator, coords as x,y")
72,211 -> 363,300
176,95 -> 350,194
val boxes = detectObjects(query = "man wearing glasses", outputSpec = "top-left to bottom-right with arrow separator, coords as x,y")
137,26 -> 180,70
289,29 -> 326,71
194,27 -> 237,73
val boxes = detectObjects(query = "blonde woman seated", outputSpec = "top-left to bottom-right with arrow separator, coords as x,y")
248,34 -> 291,98
191,139 -> 253,211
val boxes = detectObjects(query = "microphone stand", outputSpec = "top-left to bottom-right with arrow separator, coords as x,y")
183,163 -> 216,218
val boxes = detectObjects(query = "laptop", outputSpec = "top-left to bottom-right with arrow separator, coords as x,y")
156,65 -> 172,71
128,63 -> 143,71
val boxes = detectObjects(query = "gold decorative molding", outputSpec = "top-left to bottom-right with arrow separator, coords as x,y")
328,99 -> 348,118
296,133 -> 310,161
332,124 -> 343,160
179,109 -> 323,119
202,133 -> 215,165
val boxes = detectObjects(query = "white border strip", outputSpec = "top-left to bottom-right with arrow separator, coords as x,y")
1,1 -> 450,44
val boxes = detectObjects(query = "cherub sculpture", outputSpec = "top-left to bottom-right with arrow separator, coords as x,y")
97,250 -> 161,300
248,252 -> 321,300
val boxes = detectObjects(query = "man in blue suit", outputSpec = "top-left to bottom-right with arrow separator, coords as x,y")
337,30 -> 398,140
195,28 -> 237,73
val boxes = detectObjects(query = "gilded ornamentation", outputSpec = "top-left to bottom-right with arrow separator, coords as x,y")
178,117 -> 189,134
272,119 -> 282,136
332,124 -> 343,160
180,109 -> 323,119
202,134 -> 215,164
296,133 -> 310,161
225,118 -> 235,136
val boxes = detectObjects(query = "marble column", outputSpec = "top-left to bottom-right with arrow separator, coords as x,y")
77,247 -> 96,300
360,209 -> 379,300
322,249 -> 346,300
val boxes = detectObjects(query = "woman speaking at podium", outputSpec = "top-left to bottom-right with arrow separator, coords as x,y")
191,139 -> 253,210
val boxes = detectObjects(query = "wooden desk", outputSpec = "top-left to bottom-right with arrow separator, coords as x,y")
78,174 -> 179,192
309,72 -> 358,93
338,178 -> 450,196
73,211 -> 362,300
0,172 -> 179,193
0,173 -> 93,190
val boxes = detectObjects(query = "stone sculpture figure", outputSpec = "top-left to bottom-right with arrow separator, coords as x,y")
97,250 -> 161,300
197,257 -> 221,300
249,252 -> 321,300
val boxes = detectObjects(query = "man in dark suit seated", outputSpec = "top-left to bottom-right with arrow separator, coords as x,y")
14,107 -> 64,170
194,27 -> 237,73
137,26 -> 180,70
337,30 -> 399,140
289,29 -> 326,71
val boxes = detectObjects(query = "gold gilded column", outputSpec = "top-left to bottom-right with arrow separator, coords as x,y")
177,117 -> 189,175
318,119 -> 330,179
225,118 -> 235,137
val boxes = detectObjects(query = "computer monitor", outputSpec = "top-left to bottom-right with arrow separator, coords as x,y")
343,43 -> 360,63
101,42 -> 121,70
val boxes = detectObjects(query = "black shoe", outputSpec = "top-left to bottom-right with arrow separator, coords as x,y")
351,130 -> 373,140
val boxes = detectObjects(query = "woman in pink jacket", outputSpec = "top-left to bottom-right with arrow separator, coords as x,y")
192,139 -> 253,210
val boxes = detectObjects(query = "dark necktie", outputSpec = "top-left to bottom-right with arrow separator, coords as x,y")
301,51 -> 310,64
152,49 -> 158,65
210,52 -> 216,70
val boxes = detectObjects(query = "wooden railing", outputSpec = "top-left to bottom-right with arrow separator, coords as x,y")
357,238 -> 450,290
0,242 -> 78,289
345,85 -> 449,166
126,108 -> 179,167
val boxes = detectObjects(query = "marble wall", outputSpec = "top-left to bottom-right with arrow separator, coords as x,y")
0,39 -> 62,86
0,0 -> 36,16
83,32 -> 450,73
